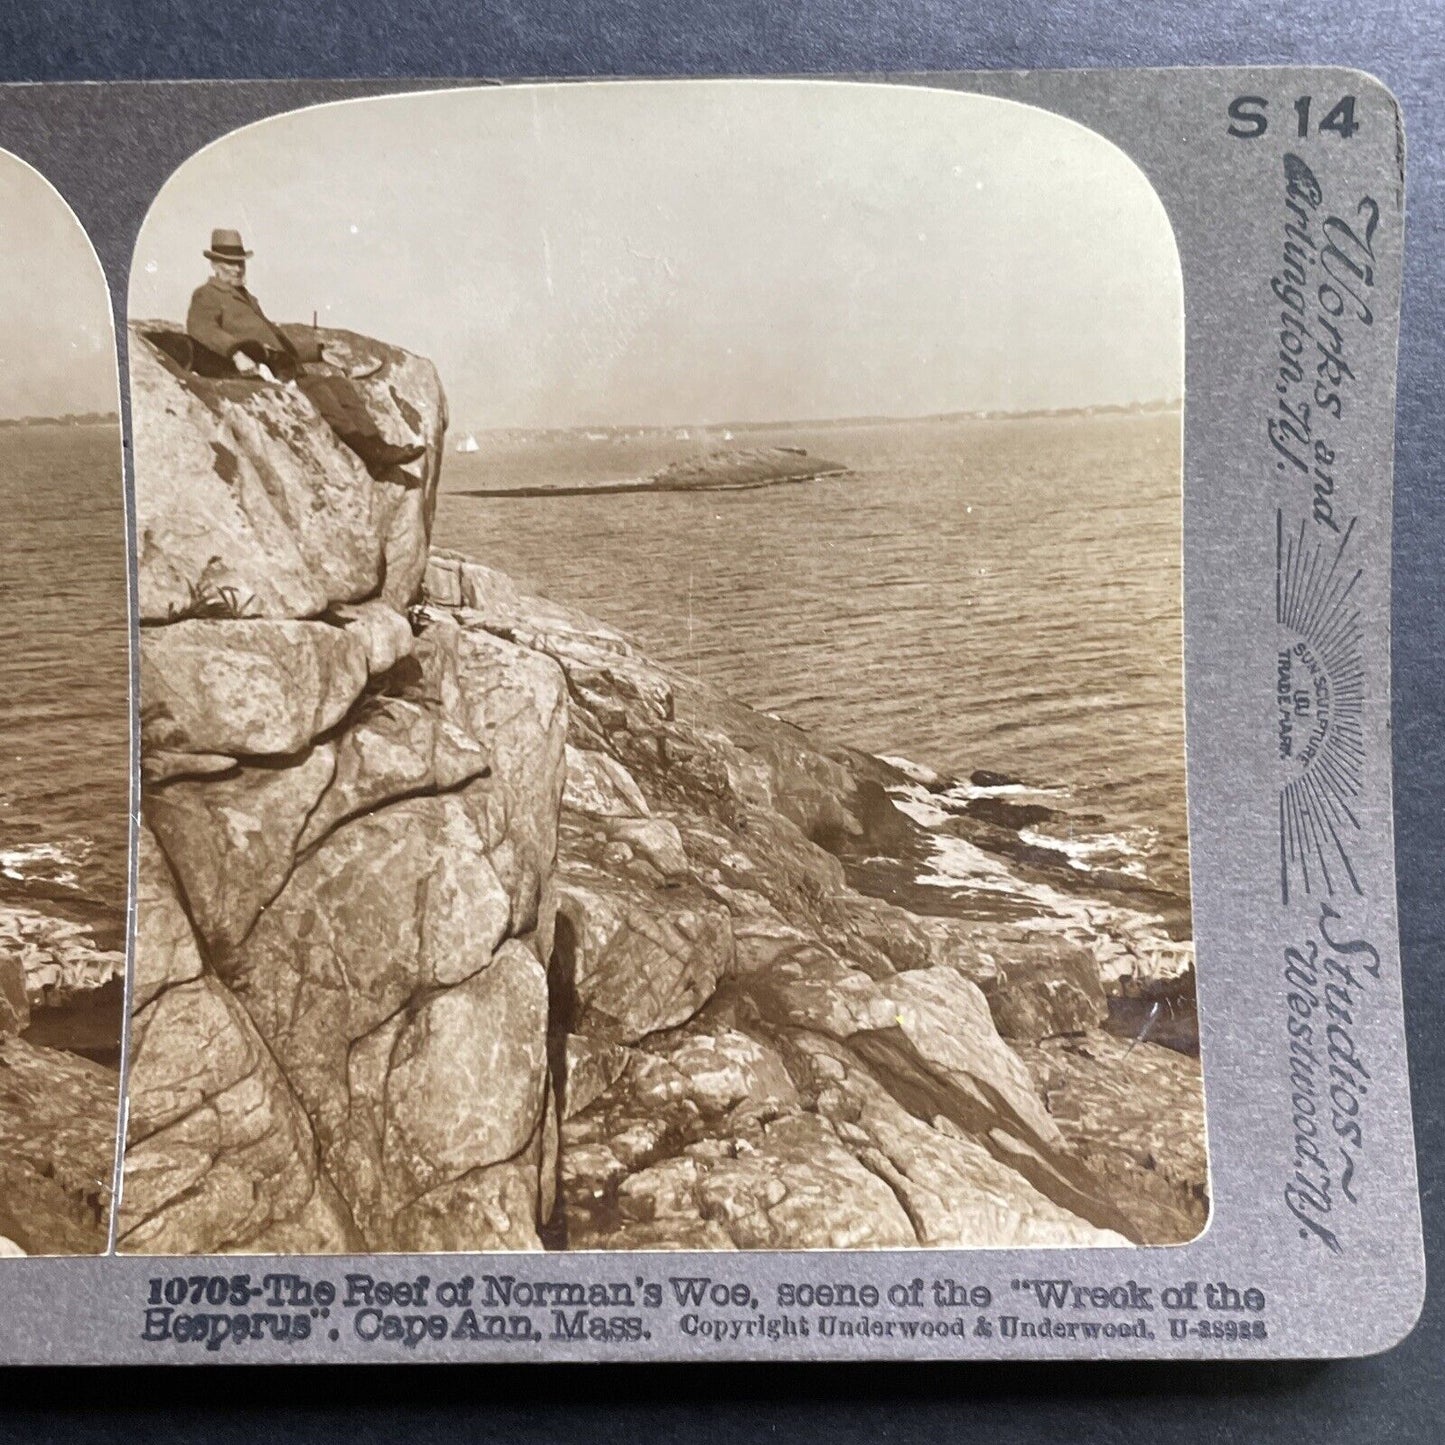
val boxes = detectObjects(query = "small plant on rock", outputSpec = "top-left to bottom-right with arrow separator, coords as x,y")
164,578 -> 258,622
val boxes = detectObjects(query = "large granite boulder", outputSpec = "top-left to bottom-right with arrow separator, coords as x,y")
1,897 -> 120,1253
145,742 -> 339,956
131,323 -> 445,622
122,325 -> 563,1255
555,853 -> 735,1047
118,826 -> 357,1253
1016,1030 -> 1210,1244
140,620 -> 368,758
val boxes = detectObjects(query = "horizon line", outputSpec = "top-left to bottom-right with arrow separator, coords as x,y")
0,409 -> 119,426
451,396 -> 1184,436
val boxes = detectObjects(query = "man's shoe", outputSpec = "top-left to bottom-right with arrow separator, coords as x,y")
372,440 -> 427,468
343,434 -> 427,472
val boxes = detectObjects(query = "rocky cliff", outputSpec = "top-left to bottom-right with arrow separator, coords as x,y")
1,934 -> 118,1254
2,740 -> 124,1254
121,324 -> 1206,1254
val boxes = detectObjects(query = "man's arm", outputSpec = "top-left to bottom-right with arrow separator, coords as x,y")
185,285 -> 244,360
278,322 -> 325,365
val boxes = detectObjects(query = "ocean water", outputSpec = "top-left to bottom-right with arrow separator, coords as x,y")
0,417 -> 1184,915
0,424 -> 129,963
433,410 -> 1190,901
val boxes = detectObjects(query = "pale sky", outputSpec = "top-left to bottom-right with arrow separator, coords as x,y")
0,151 -> 116,418
132,81 -> 1182,430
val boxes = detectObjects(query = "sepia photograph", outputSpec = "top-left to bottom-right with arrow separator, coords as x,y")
120,80 -> 1207,1256
0,149 -> 127,1255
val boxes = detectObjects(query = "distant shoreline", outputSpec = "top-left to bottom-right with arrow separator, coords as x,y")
0,414 -> 119,430
451,399 -> 1181,446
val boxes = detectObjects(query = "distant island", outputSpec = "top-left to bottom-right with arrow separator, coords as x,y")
0,411 -> 119,429
455,445 -> 848,499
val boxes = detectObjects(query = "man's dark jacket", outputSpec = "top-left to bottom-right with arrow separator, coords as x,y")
184,277 -> 381,445
186,278 -> 323,371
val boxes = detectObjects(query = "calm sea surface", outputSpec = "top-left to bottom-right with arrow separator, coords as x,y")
0,425 -> 129,937
434,411 -> 1190,898
0,415 -> 1187,934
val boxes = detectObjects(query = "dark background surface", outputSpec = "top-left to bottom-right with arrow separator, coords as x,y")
0,2 -> 1440,1440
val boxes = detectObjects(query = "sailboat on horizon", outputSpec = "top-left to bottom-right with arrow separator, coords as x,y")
455,432 -> 480,454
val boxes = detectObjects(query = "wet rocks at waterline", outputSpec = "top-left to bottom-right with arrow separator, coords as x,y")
1,891 -> 124,1255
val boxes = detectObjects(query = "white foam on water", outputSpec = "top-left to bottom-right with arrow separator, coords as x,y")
1017,826 -> 1153,879
940,781 -> 1069,803
881,759 -> 1073,808
0,839 -> 88,889
884,783 -> 1192,984
889,787 -> 957,831
913,825 -> 1064,903
878,754 -> 944,788
894,774 -> 1157,885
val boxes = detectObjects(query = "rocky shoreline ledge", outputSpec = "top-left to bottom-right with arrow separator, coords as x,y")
1,882 -> 123,1254
116,323 -> 1206,1255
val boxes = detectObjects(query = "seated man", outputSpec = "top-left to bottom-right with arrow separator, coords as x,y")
186,228 -> 426,475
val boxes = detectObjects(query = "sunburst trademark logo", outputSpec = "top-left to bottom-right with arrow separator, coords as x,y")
1275,511 -> 1365,903
1276,638 -> 1331,768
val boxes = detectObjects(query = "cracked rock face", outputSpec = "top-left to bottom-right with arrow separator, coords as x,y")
140,620 -> 369,758
132,323 -> 446,622
0,1035 -> 118,1255
425,555 -> 1208,1251
120,327 -> 1206,1255
121,327 -> 563,1254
